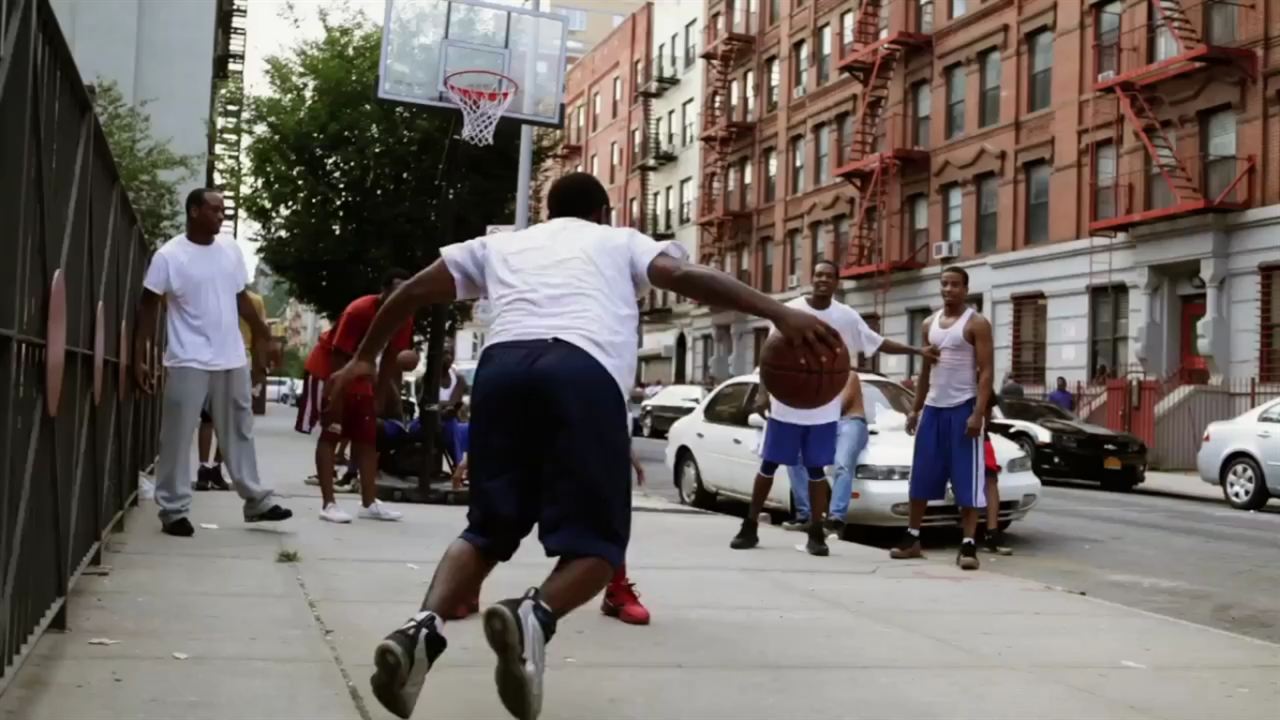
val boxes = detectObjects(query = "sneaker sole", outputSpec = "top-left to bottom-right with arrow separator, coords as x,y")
483,604 -> 538,720
805,544 -> 830,557
321,514 -> 353,524
370,638 -> 413,719
360,514 -> 403,522
889,550 -> 924,559
601,602 -> 650,626
729,537 -> 759,550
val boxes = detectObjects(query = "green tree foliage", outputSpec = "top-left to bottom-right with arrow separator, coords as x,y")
92,79 -> 199,245
242,11 -> 533,323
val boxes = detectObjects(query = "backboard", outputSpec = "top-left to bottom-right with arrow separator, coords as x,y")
378,0 -> 568,128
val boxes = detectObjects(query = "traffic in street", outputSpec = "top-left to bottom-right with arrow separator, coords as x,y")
633,435 -> 1280,644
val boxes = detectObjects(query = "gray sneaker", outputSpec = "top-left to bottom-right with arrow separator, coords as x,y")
370,612 -> 448,719
483,588 -> 557,720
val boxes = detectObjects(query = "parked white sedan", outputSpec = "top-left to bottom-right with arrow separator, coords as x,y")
665,373 -> 1042,528
1197,397 -> 1280,510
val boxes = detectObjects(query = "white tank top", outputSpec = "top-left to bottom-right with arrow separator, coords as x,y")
438,368 -> 457,404
925,307 -> 977,408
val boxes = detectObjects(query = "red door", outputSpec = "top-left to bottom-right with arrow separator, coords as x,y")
1179,295 -> 1209,384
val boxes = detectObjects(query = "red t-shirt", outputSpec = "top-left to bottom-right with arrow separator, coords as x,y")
306,295 -> 413,385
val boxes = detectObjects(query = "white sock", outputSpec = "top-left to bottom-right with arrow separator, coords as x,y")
907,527 -> 921,538
962,537 -> 975,545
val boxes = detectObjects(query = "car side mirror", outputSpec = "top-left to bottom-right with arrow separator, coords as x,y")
747,412 -> 766,429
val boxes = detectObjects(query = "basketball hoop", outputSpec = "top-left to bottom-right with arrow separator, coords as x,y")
444,70 -> 518,146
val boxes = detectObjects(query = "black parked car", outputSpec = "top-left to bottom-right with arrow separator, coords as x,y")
990,397 -> 1148,491
638,385 -> 707,439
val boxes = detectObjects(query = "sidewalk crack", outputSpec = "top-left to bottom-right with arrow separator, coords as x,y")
292,571 -> 375,720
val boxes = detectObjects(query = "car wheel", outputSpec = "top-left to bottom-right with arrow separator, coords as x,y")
677,452 -> 713,509
642,412 -> 656,439
1013,434 -> 1036,459
1221,456 -> 1271,510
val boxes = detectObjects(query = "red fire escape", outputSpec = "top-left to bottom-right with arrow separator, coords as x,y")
834,0 -> 932,317
1088,0 -> 1258,235
697,2 -> 756,266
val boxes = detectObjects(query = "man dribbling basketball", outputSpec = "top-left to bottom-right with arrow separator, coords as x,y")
731,260 -> 935,556
893,266 -> 995,570
325,173 -> 840,720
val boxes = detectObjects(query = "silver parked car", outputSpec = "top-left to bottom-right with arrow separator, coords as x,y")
1196,398 -> 1280,510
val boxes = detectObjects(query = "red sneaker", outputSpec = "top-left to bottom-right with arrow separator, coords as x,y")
601,578 -> 650,625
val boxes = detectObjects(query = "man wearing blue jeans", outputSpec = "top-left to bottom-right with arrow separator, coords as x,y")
784,416 -> 869,537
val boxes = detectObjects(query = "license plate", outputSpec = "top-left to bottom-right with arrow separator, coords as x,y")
1104,457 -> 1122,470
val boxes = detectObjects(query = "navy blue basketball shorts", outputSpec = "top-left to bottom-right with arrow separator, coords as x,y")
460,339 -> 631,569
909,398 -> 986,509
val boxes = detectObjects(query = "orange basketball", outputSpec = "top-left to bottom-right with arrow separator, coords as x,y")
759,334 -> 850,409
396,349 -> 420,371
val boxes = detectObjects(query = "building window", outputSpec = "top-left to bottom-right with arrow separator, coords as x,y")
945,65 -> 965,140
833,215 -> 849,265
809,222 -> 824,269
770,0 -> 782,26
681,99 -> 695,145
1026,162 -> 1050,244
979,49 -> 1000,127
656,42 -> 666,75
943,185 -> 962,252
590,153 -> 599,177
742,158 -> 754,208
836,113 -> 853,165
729,79 -> 741,121
761,238 -> 774,293
977,174 -> 998,253
912,81 -> 931,148
787,229 -> 803,284
1207,0 -> 1239,45
1149,1 -> 1179,62
745,69 -> 757,119
666,109 -> 676,145
679,177 -> 693,223
1094,142 -> 1116,221
574,105 -> 585,141
609,207 -> 618,226
609,142 -> 619,184
685,21 -> 697,67
907,307 -> 933,377
612,76 -> 621,118
763,148 -> 778,202
663,186 -> 674,228
726,165 -> 739,211
1262,266 -> 1280,382
559,7 -> 587,31
765,57 -> 781,112
1204,108 -> 1238,200
919,0 -> 936,32
1090,285 -> 1130,377
1096,2 -> 1121,80
814,123 -> 830,185
631,127 -> 641,165
1146,147 -> 1175,210
1011,294 -> 1048,386
592,91 -> 601,130
628,197 -> 639,227
790,135 -> 806,195
792,40 -> 809,98
908,194 -> 929,258
817,24 -> 832,84
736,245 -> 751,285
840,10 -> 855,55
1028,31 -> 1052,113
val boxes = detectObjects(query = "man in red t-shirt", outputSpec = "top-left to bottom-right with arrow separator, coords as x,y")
295,270 -> 414,523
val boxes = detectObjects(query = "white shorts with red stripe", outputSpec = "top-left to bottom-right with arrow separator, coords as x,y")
295,374 -> 325,435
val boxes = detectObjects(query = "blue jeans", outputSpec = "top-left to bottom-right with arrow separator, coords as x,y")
787,417 -> 869,521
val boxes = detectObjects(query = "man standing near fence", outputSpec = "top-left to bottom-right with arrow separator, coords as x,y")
133,188 -> 293,537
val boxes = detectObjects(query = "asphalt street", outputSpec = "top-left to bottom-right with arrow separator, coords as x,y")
632,437 -> 1280,644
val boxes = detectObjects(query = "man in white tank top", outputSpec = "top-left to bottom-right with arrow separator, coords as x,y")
890,266 -> 995,570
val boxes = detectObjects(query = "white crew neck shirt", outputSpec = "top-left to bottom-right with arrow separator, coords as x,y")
142,234 -> 251,371
768,296 -> 884,426
441,218 -> 685,405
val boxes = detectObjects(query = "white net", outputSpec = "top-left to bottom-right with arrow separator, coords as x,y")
445,71 -> 517,146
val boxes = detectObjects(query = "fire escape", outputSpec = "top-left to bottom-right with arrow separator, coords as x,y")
636,55 -> 679,241
1088,0 -> 1257,235
697,2 -> 756,266
834,0 -> 931,316
211,0 -> 248,238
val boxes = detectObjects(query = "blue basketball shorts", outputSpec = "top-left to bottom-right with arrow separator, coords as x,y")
759,417 -> 837,478
909,398 -> 986,509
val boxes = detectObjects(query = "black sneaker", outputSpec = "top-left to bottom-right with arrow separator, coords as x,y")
957,541 -> 980,570
370,611 -> 448,719
336,468 -> 358,492
207,464 -> 231,491
889,532 -> 924,559
823,518 -> 846,539
983,529 -> 1013,556
483,588 -> 557,720
729,519 -> 759,550
245,505 -> 293,522
162,517 -> 195,537
805,525 -> 830,557
779,517 -> 811,532
195,467 -> 212,492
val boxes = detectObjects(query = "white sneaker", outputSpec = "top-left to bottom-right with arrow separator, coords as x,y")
320,503 -> 353,524
360,500 -> 403,522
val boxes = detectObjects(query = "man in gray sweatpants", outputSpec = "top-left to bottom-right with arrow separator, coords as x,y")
134,188 -> 293,537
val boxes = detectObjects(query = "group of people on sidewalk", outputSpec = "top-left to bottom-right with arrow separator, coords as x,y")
137,177 -> 1010,720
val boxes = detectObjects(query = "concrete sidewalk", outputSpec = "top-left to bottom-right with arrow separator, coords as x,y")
1138,470 -> 1224,503
2,412 -> 1277,719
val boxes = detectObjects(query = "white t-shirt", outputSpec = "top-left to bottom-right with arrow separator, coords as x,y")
441,217 -> 685,404
142,234 -> 251,371
768,296 -> 884,425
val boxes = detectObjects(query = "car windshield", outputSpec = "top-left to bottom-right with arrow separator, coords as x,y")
457,366 -> 477,387
651,385 -> 706,404
864,380 -> 915,428
1000,399 -> 1073,422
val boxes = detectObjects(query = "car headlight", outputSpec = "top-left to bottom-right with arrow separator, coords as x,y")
1006,454 -> 1033,473
856,465 -> 911,481
1053,433 -> 1079,448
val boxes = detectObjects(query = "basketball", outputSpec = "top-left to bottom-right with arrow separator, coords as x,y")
396,350 -> 420,372
759,334 -> 850,409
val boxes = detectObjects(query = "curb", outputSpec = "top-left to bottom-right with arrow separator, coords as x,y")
1133,485 -> 1225,506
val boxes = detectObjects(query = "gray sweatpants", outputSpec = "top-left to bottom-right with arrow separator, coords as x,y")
155,365 -> 277,523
